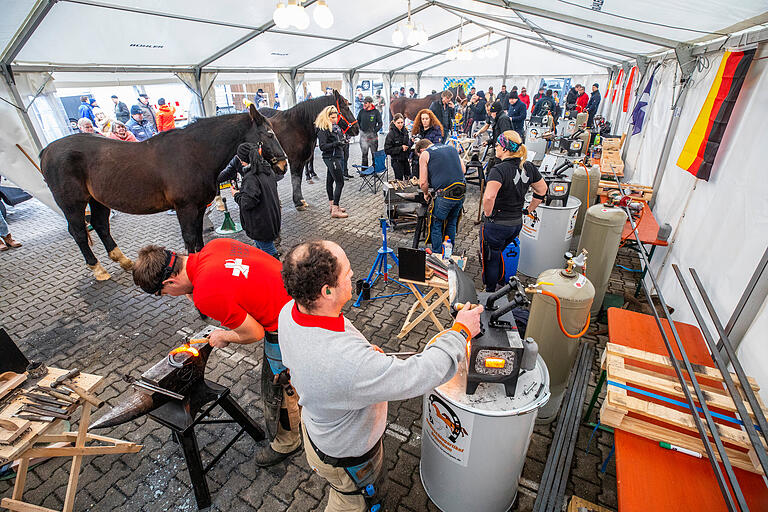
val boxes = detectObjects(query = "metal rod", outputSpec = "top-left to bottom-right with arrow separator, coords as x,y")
610,167 -> 745,511
203,428 -> 245,474
721,246 -> 768,352
689,267 -> 768,447
672,264 -> 768,476
132,381 -> 184,400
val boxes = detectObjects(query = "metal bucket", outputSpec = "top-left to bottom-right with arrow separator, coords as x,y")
420,356 -> 549,512
518,196 -> 581,278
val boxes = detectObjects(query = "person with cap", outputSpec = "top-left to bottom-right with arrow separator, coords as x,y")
408,87 -> 417,98
108,121 -> 138,142
507,92 -> 527,140
125,105 -> 156,142
279,239 -> 483,512
476,100 -> 513,173
532,89 -> 557,118
355,96 -> 382,168
255,88 -> 268,108
155,98 -> 176,132
497,85 -> 510,111
135,94 -> 157,131
518,86 -> 531,111
531,86 -> 546,112
414,138 -> 466,252
481,130 -> 547,292
587,83 -> 601,128
78,96 -> 95,124
131,238 -> 302,466
218,143 -> 281,258
273,93 -> 281,109
428,90 -> 455,143
111,95 -> 130,123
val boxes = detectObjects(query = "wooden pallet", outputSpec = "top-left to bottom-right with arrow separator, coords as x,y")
599,343 -> 767,475
597,181 -> 653,202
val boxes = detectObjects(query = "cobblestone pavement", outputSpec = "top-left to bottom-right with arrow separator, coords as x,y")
0,136 -> 646,511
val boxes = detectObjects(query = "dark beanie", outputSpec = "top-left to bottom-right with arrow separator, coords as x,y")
237,143 -> 254,163
477,91 -> 486,99
489,101 -> 503,113
593,83 -> 599,88
510,91 -> 519,100
157,98 -> 166,105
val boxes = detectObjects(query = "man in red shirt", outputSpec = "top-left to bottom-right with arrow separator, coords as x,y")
132,238 -> 301,466
575,85 -> 589,113
518,86 -> 531,111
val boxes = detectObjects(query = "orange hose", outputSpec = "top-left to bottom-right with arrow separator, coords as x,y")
539,289 -> 591,339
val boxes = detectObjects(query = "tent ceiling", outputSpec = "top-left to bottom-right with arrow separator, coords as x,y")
3,0 -> 767,76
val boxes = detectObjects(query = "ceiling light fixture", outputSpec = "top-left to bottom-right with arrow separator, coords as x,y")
313,0 -> 334,29
392,0 -> 428,46
273,0 -> 332,30
446,17 -> 472,61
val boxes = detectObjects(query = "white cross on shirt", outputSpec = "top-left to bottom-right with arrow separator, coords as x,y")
224,258 -> 249,278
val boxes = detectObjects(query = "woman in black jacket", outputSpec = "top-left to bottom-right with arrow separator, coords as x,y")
315,105 -> 348,218
384,113 -> 411,180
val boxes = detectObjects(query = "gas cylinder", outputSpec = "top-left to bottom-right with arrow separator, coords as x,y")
577,204 -> 627,315
524,267 -> 594,423
570,164 -> 601,236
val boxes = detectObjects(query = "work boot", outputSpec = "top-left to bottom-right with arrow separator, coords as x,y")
2,234 -> 21,249
0,239 -> 7,252
329,201 -> 346,213
253,443 -> 302,467
331,205 -> 348,219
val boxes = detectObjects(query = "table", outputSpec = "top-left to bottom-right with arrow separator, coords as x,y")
605,308 -> 768,512
397,256 -> 466,339
1,368 -> 141,512
599,196 -> 668,296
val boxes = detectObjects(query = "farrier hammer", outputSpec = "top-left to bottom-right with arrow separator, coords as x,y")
50,368 -> 104,408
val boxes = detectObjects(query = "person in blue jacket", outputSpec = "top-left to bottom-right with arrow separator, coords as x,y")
507,92 -> 528,142
125,105 -> 156,142
78,96 -> 95,124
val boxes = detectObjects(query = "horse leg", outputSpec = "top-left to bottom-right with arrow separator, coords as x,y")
176,205 -> 205,253
63,203 -> 111,281
88,199 -> 133,271
291,160 -> 308,211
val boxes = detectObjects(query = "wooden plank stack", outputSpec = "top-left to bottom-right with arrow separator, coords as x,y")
596,180 -> 653,202
600,342 -> 768,475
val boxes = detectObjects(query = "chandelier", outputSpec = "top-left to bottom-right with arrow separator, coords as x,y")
392,0 -> 428,46
273,0 -> 334,30
476,33 -> 499,59
446,18 -> 472,61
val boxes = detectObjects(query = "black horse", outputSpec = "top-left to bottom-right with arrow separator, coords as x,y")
260,90 -> 359,210
41,105 -> 287,281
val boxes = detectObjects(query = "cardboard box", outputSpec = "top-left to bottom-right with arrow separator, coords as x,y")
602,137 -> 621,151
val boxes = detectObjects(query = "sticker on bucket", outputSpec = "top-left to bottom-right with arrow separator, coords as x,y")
425,393 -> 474,466
521,212 -> 539,240
565,208 -> 579,241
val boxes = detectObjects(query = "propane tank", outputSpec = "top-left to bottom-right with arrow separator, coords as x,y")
570,164 -> 601,236
577,204 -> 627,315
524,266 -> 594,423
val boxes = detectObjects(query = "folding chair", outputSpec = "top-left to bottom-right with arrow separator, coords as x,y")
352,150 -> 388,193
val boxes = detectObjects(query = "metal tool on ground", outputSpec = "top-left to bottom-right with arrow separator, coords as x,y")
89,325 -> 265,510
353,217 -> 412,307
35,386 -> 78,404
12,413 -> 55,423
20,405 -> 70,420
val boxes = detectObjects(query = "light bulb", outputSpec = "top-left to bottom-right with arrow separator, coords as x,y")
418,26 -> 429,45
446,47 -> 457,60
407,29 -> 420,46
459,48 -> 472,61
392,26 -> 404,45
313,0 -> 334,29
294,5 -> 310,29
286,0 -> 302,18
273,3 -> 291,28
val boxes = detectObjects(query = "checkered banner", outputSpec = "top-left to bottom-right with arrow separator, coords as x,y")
443,77 -> 475,93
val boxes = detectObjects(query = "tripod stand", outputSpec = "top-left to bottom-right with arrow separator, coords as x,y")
354,217 -> 412,307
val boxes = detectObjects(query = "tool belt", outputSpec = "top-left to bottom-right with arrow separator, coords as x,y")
485,215 -> 522,226
435,181 -> 466,200
306,431 -> 383,469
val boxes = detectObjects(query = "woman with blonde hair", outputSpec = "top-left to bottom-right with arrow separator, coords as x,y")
481,130 -> 548,291
315,105 -> 348,218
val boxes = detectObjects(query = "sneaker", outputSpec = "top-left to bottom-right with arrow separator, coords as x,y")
253,443 -> 302,467
306,178 -> 314,184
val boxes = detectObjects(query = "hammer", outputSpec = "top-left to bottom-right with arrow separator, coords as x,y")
50,369 -> 103,408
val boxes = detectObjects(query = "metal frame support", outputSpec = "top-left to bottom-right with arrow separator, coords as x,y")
0,0 -> 57,64
635,55 -> 649,77
720,246 -> 768,353
415,71 -> 423,97
390,32 -> 491,74
502,38 -> 511,85
192,67 -> 206,116
417,36 -> 506,75
649,44 -> 696,208
1,65 -> 43,151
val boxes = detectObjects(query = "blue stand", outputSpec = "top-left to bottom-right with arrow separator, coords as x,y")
353,217 -> 412,307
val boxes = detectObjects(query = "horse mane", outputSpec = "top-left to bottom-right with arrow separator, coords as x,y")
273,95 -> 336,124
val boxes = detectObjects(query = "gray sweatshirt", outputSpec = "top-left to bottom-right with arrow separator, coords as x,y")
278,300 -> 466,457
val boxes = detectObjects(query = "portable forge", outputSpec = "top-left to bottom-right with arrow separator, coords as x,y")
89,326 -> 265,509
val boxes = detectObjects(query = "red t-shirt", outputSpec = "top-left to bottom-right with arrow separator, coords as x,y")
186,238 -> 289,332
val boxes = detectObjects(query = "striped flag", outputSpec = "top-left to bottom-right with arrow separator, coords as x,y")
631,64 -> 660,135
611,68 -> 624,103
622,67 -> 636,113
677,49 -> 755,181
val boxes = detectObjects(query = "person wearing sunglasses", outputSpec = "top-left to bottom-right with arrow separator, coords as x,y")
481,130 -> 548,291
131,239 -> 302,467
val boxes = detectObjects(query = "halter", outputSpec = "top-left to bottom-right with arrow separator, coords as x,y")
335,98 -> 358,134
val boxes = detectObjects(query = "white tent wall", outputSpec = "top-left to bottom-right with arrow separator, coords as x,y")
638,43 -> 768,398
0,80 -> 60,215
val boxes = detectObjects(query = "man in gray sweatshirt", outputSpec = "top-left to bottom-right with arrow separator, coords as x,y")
279,240 -> 482,511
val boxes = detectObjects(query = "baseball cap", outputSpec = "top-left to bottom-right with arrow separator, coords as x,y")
130,105 -> 143,115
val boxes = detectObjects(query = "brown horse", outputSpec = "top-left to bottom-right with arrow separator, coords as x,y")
390,86 -> 466,121
41,105 -> 287,281
260,90 -> 359,210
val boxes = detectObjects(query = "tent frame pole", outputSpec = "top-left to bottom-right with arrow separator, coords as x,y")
1,65 -> 43,151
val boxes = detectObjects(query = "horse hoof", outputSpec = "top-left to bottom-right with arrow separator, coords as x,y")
88,263 -> 111,281
295,204 -> 308,211
301,200 -> 309,207
108,248 -> 133,271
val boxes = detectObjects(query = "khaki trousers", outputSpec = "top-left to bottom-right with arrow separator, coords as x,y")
270,388 -> 302,453
302,425 -> 368,512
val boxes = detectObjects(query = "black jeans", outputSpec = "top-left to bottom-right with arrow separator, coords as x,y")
342,142 -> 351,176
391,159 -> 410,180
323,157 -> 345,205
481,221 -> 522,292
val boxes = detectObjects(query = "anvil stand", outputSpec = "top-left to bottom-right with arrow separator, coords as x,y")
148,378 -> 264,510
353,217 -> 413,307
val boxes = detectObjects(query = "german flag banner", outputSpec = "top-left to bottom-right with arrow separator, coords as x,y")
676,49 -> 755,181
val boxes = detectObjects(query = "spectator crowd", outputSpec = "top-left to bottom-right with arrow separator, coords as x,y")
75,92 -> 178,142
